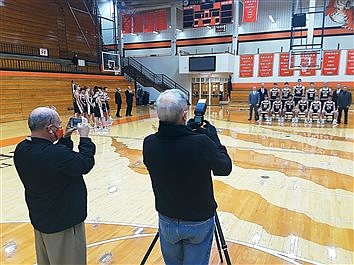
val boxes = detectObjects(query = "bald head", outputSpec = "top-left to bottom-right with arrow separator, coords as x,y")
156,89 -> 188,124
28,107 -> 59,131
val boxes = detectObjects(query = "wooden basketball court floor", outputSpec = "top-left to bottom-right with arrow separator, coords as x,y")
1,105 -> 353,264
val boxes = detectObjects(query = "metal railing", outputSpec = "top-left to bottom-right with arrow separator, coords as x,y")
122,57 -> 189,98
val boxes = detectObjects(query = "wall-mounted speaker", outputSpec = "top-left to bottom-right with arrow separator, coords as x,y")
292,13 -> 306,27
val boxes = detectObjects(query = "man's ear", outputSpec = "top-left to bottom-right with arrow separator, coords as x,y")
182,110 -> 188,122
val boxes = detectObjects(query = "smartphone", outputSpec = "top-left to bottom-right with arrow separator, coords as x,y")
70,117 -> 82,128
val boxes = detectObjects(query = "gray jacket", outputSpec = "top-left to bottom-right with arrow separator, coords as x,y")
248,91 -> 260,105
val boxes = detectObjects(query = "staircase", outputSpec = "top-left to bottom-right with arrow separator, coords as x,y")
121,57 -> 189,98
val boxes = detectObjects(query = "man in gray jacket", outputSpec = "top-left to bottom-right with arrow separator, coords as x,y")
248,86 -> 260,121
337,86 -> 352,124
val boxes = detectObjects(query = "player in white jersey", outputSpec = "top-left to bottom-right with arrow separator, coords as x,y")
321,95 -> 338,125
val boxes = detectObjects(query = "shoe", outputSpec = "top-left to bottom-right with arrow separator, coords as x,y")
344,122 -> 348,124
248,118 -> 251,121
129,114 -> 133,116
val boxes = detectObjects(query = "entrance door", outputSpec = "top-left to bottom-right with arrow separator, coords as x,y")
211,82 -> 220,105
191,83 -> 200,105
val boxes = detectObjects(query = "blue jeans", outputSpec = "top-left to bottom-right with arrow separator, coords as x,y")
158,213 -> 215,265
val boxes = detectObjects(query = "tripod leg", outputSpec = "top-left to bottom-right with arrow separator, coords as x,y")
140,232 -> 159,265
215,213 -> 232,265
214,228 -> 224,263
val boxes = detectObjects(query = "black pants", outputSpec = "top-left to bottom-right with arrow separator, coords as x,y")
338,107 -> 349,124
126,102 -> 132,116
249,104 -> 259,120
116,104 -> 121,117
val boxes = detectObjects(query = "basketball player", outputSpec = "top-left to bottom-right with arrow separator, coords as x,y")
295,95 -> 309,123
257,95 -> 271,123
282,95 -> 296,122
281,82 -> 292,107
269,83 -> 280,106
319,82 -> 332,107
322,95 -> 338,124
306,82 -> 317,107
270,96 -> 283,123
308,95 -> 322,123
72,84 -> 83,118
293,78 -> 305,105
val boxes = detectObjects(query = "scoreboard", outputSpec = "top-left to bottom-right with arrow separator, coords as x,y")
183,0 -> 233,28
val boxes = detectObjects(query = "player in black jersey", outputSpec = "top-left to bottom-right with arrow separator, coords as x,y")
282,95 -> 296,122
270,97 -> 283,123
322,95 -> 338,124
281,82 -> 292,107
308,96 -> 322,123
269,83 -> 280,106
319,82 -> 332,107
257,95 -> 271,123
293,79 -> 305,105
306,82 -> 317,107
295,95 -> 309,123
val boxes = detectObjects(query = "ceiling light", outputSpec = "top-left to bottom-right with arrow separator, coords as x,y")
268,15 -> 276,23
176,28 -> 182,32
153,31 -> 159,35
206,26 -> 212,30
130,33 -> 137,36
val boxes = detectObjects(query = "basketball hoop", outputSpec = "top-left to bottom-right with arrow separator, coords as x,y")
114,66 -> 121,75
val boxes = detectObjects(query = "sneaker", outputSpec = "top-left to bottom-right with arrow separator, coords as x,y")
321,119 -> 325,124
333,119 -> 337,125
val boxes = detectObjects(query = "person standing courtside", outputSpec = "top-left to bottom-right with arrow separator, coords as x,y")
14,107 -> 96,265
115,87 -> 122,118
143,89 -> 232,265
248,86 -> 260,120
258,82 -> 268,104
337,86 -> 352,124
125,86 -> 134,116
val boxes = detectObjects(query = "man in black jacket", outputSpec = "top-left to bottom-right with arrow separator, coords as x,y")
14,107 -> 95,265
337,86 -> 352,124
125,86 -> 134,116
143,89 -> 232,265
115,87 -> 122,117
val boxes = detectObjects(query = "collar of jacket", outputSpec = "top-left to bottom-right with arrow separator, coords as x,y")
157,121 -> 194,137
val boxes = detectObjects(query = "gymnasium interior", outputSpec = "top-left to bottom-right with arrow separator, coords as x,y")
1,0 -> 353,264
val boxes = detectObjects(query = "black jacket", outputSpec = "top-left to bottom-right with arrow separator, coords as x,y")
143,122 -> 232,221
14,136 -> 95,233
115,91 -> 122,105
125,90 -> 134,103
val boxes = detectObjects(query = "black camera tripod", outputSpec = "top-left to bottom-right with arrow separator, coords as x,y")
140,212 -> 231,265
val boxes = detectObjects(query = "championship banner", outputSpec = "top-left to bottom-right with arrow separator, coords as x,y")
122,15 -> 132,34
279,53 -> 294,76
155,9 -> 167,31
300,52 -> 317,76
345,49 -> 354,75
258,53 -> 274,77
322,50 -> 340,76
133,13 -> 144,33
239,55 -> 254,78
242,0 -> 258,23
143,12 -> 155,32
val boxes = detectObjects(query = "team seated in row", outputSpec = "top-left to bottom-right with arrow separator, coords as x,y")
258,94 -> 337,124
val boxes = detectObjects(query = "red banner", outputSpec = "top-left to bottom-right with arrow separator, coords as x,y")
346,49 -> 354,75
239,55 -> 254,78
155,9 -> 167,31
133,14 -> 144,33
242,0 -> 258,23
144,12 -> 155,32
122,15 -> 132,34
322,50 -> 340,76
258,53 -> 274,77
279,53 -> 294,76
300,52 -> 317,76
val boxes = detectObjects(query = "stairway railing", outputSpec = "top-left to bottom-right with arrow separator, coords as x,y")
121,57 -> 189,98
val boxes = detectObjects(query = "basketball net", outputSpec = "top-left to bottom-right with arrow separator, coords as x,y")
114,66 -> 121,75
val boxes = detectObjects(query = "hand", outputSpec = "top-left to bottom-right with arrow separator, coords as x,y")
77,122 -> 90,138
63,118 -> 77,138
195,120 -> 221,146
